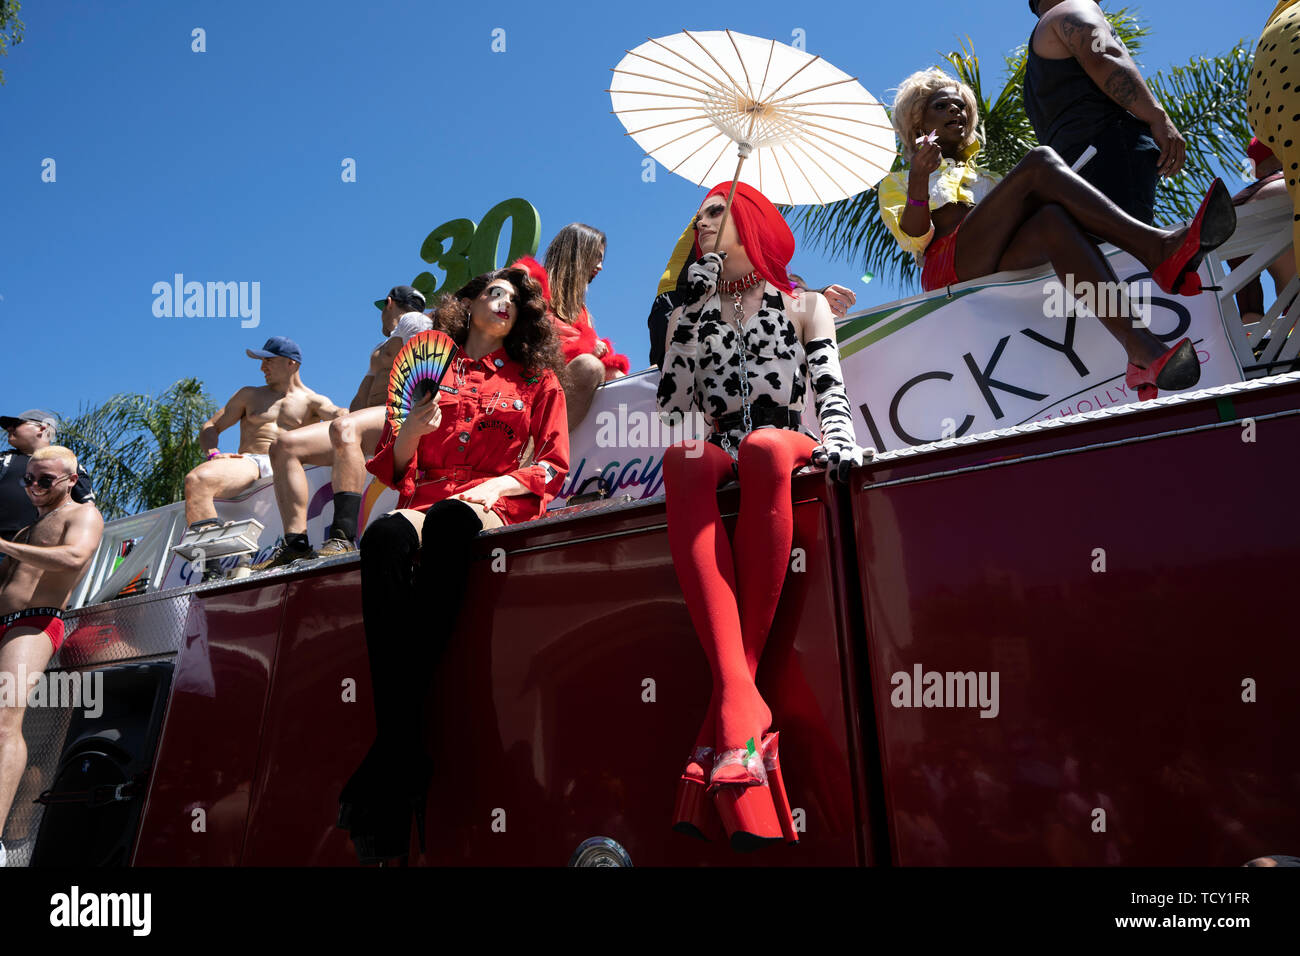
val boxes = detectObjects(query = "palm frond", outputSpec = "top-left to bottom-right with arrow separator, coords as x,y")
60,378 -> 216,520
1150,45 -> 1256,221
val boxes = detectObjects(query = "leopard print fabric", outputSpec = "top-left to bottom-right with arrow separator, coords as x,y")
658,283 -> 859,454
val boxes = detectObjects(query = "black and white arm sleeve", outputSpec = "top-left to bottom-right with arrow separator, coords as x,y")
805,336 -> 873,481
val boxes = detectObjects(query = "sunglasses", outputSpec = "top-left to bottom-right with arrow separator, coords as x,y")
23,473 -> 73,490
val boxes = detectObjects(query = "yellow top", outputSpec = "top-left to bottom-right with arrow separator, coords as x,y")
658,219 -> 697,296
878,156 -> 1001,260
1268,1 -> 1299,24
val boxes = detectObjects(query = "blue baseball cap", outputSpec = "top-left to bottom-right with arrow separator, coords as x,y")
245,336 -> 303,364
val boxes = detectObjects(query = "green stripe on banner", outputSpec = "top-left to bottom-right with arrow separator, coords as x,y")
839,288 -> 978,359
836,305 -> 905,341
1215,397 -> 1236,422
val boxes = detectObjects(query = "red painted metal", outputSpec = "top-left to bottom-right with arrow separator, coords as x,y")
852,382 -> 1300,865
235,478 -> 865,865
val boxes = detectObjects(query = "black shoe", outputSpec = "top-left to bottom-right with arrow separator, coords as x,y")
338,746 -> 432,865
250,541 -> 317,573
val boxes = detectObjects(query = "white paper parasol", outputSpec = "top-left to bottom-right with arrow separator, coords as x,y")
609,28 -> 896,245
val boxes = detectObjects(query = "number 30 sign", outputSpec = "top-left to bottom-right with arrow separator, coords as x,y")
410,198 -> 541,304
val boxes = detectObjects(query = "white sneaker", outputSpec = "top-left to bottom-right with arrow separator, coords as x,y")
0,839 -> 7,867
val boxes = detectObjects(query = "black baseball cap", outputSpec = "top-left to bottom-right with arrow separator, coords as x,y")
245,336 -> 303,364
0,408 -> 57,431
374,285 -> 427,311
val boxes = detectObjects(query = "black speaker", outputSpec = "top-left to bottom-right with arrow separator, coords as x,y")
30,660 -> 173,866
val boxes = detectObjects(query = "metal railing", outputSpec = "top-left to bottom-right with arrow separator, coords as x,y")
1206,192 -> 1298,378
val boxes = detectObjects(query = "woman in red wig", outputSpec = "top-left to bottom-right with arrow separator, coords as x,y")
657,181 -> 866,850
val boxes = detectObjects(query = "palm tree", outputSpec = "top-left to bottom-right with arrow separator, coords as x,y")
0,0 -> 22,86
787,8 -> 1256,290
60,378 -> 216,521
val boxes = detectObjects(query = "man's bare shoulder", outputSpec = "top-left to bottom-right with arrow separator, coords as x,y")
223,384 -> 257,405
55,500 -> 103,536
1041,0 -> 1108,54
29,500 -> 102,546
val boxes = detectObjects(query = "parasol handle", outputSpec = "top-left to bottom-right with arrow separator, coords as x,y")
712,143 -> 753,254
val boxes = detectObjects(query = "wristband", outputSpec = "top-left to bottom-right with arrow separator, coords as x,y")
206,450 -> 220,460
906,196 -> 928,208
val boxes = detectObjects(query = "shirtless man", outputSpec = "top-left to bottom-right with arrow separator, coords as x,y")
252,286 -> 431,570
182,336 -> 344,535
0,446 -> 104,867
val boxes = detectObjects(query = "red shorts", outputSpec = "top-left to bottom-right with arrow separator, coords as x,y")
921,227 -> 962,292
0,606 -> 66,653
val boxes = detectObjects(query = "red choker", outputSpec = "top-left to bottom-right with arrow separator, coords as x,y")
718,270 -> 762,296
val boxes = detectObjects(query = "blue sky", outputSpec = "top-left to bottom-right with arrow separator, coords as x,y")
0,0 -> 1264,433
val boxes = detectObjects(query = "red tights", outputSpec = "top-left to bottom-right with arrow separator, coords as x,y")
663,428 -> 816,772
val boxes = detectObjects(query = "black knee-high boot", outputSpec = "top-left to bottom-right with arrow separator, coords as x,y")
338,502 -> 483,862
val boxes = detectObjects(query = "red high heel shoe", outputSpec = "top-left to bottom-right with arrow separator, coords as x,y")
672,746 -> 725,841
1125,337 -> 1200,401
1151,179 -> 1235,296
709,739 -> 785,852
762,733 -> 798,845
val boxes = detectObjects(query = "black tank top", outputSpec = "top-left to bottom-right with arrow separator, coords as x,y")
1024,22 -> 1136,148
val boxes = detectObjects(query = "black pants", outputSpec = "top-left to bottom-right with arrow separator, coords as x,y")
1053,117 -> 1160,226
356,500 -> 484,760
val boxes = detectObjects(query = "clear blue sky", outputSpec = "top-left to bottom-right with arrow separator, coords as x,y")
0,0 -> 1263,431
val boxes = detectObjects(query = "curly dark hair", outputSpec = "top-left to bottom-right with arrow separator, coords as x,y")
431,268 -> 564,377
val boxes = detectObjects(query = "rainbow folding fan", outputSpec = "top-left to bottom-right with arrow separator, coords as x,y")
387,329 -> 459,435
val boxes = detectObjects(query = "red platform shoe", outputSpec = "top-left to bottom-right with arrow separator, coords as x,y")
709,738 -> 786,852
1125,337 -> 1200,401
672,746 -> 725,842
763,733 -> 798,845
1151,179 -> 1235,296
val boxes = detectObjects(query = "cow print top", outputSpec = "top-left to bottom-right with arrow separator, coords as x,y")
656,283 -> 859,457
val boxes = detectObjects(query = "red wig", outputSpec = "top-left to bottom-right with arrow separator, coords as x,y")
510,255 -> 551,300
695,181 -> 796,293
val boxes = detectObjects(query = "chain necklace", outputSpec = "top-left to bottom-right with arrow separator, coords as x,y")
32,497 -> 74,528
717,280 -> 759,459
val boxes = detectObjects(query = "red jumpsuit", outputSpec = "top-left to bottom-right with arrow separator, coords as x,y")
365,346 -> 569,521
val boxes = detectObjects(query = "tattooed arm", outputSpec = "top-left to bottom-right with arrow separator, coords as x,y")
1044,0 -> 1184,177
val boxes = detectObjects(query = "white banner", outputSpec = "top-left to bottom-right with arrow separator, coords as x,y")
835,253 -> 1241,452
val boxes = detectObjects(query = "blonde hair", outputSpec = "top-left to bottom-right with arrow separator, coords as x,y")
31,444 -> 78,473
892,67 -> 982,164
